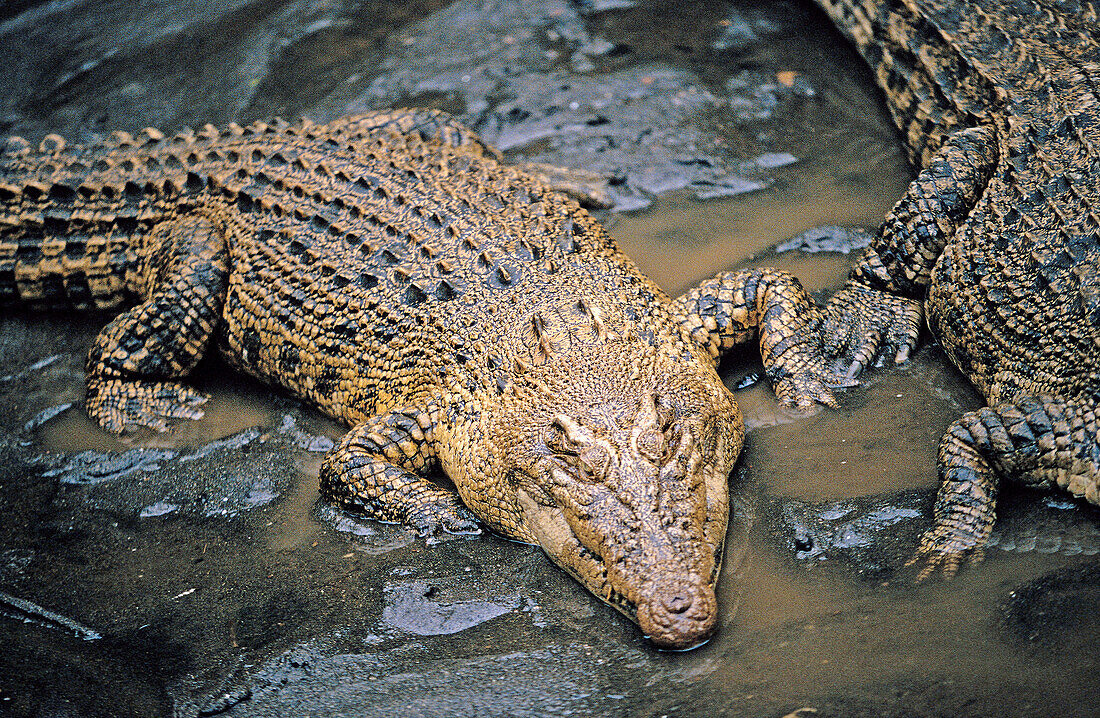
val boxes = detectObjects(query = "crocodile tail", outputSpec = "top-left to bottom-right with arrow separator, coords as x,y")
0,132 -> 154,312
0,226 -> 144,312
0,154 -> 144,311
812,0 -> 1002,167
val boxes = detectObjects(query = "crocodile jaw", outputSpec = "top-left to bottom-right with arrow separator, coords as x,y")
511,403 -> 738,650
473,338 -> 742,648
514,461 -> 728,650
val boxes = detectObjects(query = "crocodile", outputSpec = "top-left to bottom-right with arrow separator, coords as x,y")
810,0 -> 1100,577
0,108 -> 866,649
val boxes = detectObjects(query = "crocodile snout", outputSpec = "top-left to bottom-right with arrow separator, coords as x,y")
636,577 -> 717,650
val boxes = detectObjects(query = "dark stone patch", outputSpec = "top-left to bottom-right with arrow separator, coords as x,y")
999,561 -> 1100,654
235,590 -> 310,650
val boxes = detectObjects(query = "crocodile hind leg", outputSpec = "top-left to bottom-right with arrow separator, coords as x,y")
909,395 -> 1100,580
85,208 -> 231,432
672,268 -> 859,408
819,126 -> 997,374
319,404 -> 481,537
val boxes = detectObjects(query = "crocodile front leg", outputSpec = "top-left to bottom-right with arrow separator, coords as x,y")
319,404 -> 481,537
85,207 -> 232,432
819,125 -> 997,374
909,395 -> 1100,580
672,267 -> 854,408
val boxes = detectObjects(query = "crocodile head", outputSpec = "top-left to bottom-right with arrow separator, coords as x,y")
480,340 -> 743,650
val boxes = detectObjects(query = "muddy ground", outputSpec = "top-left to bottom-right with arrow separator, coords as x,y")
0,1 -> 1098,716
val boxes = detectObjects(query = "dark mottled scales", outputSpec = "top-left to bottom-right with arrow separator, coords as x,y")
813,0 -> 1100,578
1,108 -> 865,649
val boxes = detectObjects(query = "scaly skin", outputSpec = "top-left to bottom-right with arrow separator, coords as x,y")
0,108 -> 859,648
813,0 -> 1100,578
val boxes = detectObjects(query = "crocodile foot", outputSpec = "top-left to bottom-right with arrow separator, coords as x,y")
904,524 -> 988,582
86,379 -> 208,433
773,364 -> 859,410
819,282 -> 923,377
407,497 -> 482,539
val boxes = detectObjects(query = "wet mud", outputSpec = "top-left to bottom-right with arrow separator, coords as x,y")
1,1 -> 1098,717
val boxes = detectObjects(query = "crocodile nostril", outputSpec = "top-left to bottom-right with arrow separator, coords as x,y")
662,591 -> 693,614
638,579 -> 717,650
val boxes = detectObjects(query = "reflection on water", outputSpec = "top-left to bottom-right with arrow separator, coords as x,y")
610,148 -> 907,297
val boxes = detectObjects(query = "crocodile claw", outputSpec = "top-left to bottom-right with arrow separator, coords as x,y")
819,283 -> 922,378
410,498 -> 482,539
86,379 -> 208,433
904,524 -> 987,582
773,367 -> 858,410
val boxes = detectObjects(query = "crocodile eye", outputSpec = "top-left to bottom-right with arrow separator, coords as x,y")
636,428 -> 665,463
546,423 -> 578,456
546,416 -> 610,482
578,445 -> 610,478
548,414 -> 592,452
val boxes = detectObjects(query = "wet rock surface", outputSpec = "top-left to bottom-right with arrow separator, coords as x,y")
763,485 -> 1100,578
1,1 -> 1098,717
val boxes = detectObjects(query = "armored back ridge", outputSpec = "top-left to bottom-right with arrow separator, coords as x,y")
811,0 -> 1100,576
0,108 -> 856,648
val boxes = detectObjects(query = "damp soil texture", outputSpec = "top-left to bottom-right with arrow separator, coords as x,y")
1,1 -> 1099,717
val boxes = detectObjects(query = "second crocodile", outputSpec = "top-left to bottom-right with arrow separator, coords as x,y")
812,0 -> 1100,577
